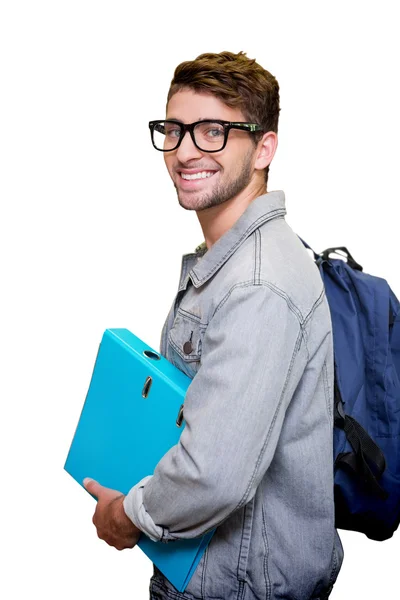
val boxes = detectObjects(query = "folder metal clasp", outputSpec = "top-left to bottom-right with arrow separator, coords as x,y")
176,404 -> 184,427
142,376 -> 153,398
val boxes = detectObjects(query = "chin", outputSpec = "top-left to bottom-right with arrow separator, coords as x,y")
177,194 -> 199,211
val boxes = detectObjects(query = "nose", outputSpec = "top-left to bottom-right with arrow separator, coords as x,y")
175,129 -> 203,163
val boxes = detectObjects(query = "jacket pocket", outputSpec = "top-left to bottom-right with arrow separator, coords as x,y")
167,309 -> 206,377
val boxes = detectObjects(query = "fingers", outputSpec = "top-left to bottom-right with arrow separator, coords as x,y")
95,528 -> 135,550
83,477 -> 100,498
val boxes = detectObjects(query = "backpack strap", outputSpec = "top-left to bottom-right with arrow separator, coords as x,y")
296,236 -> 321,263
333,369 -> 389,501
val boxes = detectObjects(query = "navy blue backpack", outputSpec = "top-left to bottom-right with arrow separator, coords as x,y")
298,238 -> 400,541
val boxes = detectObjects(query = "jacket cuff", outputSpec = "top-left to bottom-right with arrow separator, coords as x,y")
123,475 -> 164,543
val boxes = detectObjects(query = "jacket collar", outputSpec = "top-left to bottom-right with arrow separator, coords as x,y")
180,190 -> 286,290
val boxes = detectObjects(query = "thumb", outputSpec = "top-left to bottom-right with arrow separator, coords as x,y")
83,477 -> 101,497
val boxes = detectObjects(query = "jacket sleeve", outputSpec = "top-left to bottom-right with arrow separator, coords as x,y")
123,283 -> 308,541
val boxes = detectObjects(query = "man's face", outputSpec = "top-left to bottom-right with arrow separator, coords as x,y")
163,89 -> 260,212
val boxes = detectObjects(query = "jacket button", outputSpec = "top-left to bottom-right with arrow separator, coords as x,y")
183,341 -> 193,354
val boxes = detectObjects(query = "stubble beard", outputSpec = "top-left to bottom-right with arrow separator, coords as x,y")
175,147 -> 255,212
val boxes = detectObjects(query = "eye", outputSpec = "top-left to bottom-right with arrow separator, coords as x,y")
165,124 -> 182,138
205,127 -> 224,138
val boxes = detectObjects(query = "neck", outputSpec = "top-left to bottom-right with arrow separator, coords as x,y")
196,180 -> 267,250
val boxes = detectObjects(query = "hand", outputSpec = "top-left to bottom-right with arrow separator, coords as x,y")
83,478 -> 142,551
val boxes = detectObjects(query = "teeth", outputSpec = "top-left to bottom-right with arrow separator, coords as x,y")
181,171 -> 215,180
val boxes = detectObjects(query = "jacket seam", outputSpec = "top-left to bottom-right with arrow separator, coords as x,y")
213,280 -> 310,360
253,228 -> 262,284
201,542 -> 209,599
303,286 -> 326,326
235,325 -> 305,512
236,496 -> 255,593
261,503 -> 272,600
237,505 -> 247,586
327,543 -> 339,587
176,307 -> 205,325
322,355 -> 333,420
214,280 -> 303,322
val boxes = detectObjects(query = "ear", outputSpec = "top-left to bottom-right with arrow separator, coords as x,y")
254,131 -> 278,171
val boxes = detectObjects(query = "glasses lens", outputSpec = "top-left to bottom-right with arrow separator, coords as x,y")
194,121 -> 226,151
152,121 -> 182,151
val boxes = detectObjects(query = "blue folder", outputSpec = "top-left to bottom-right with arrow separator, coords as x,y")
64,328 -> 215,592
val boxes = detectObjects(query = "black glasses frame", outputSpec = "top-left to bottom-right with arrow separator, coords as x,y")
148,119 -> 264,153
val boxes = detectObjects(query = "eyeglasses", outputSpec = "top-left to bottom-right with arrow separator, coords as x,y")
148,119 -> 263,153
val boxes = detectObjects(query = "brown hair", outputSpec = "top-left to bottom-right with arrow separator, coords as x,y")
167,51 -> 280,184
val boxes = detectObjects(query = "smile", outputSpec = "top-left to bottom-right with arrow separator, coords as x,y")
180,171 -> 216,180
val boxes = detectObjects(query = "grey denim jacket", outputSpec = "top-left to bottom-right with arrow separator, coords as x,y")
124,190 -> 344,600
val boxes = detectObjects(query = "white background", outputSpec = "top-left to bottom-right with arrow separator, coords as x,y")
1,1 -> 399,598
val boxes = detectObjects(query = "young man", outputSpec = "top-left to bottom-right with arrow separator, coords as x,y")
84,51 -> 344,600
